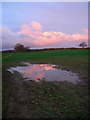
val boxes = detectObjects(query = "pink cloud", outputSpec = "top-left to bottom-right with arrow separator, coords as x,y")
3,28 -> 9,33
18,21 -> 43,40
30,21 -> 42,31
18,21 -> 42,35
0,28 -> 1,32
21,25 -> 31,31
2,21 -> 88,48
82,29 -> 88,34
18,28 -> 42,40
72,33 -> 88,41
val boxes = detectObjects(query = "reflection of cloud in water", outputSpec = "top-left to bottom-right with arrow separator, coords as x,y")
20,64 -> 44,81
40,64 -> 45,66
40,64 -> 56,70
45,66 -> 55,70
34,72 -> 44,82
19,64 -> 55,81
7,63 -> 81,84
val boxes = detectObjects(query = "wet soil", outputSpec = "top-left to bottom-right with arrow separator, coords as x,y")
2,67 -> 88,118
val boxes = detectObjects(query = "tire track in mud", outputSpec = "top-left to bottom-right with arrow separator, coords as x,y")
5,71 -> 31,118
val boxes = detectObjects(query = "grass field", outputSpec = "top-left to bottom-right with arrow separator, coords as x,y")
2,49 -> 89,118
2,49 -> 88,70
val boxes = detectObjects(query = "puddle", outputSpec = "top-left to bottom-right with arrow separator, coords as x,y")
7,62 -> 81,84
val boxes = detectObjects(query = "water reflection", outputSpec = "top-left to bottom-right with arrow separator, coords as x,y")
7,62 -> 80,84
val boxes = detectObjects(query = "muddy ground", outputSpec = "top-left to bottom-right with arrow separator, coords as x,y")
2,66 -> 88,118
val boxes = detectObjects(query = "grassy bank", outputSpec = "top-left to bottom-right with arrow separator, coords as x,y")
2,49 -> 89,118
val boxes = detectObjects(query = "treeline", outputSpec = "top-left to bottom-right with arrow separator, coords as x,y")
2,47 -> 90,53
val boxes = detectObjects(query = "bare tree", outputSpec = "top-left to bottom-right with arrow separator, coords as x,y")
79,42 -> 87,48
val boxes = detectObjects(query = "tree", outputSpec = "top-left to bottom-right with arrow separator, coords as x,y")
23,46 -> 30,52
14,43 -> 30,52
25,46 -> 30,49
14,43 -> 24,52
79,42 -> 87,48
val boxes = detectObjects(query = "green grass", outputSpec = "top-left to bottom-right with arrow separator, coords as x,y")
2,49 -> 89,118
2,49 -> 89,71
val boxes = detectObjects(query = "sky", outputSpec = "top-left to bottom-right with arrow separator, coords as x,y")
1,2 -> 88,49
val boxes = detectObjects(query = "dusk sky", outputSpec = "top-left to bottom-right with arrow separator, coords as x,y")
1,2 -> 88,49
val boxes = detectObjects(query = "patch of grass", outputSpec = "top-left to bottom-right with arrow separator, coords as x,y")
2,49 -> 89,70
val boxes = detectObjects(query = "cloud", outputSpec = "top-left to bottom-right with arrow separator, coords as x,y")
72,33 -> 88,41
18,21 -> 43,40
82,29 -> 88,34
30,21 -> 42,31
2,28 -> 19,48
1,21 -> 88,49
